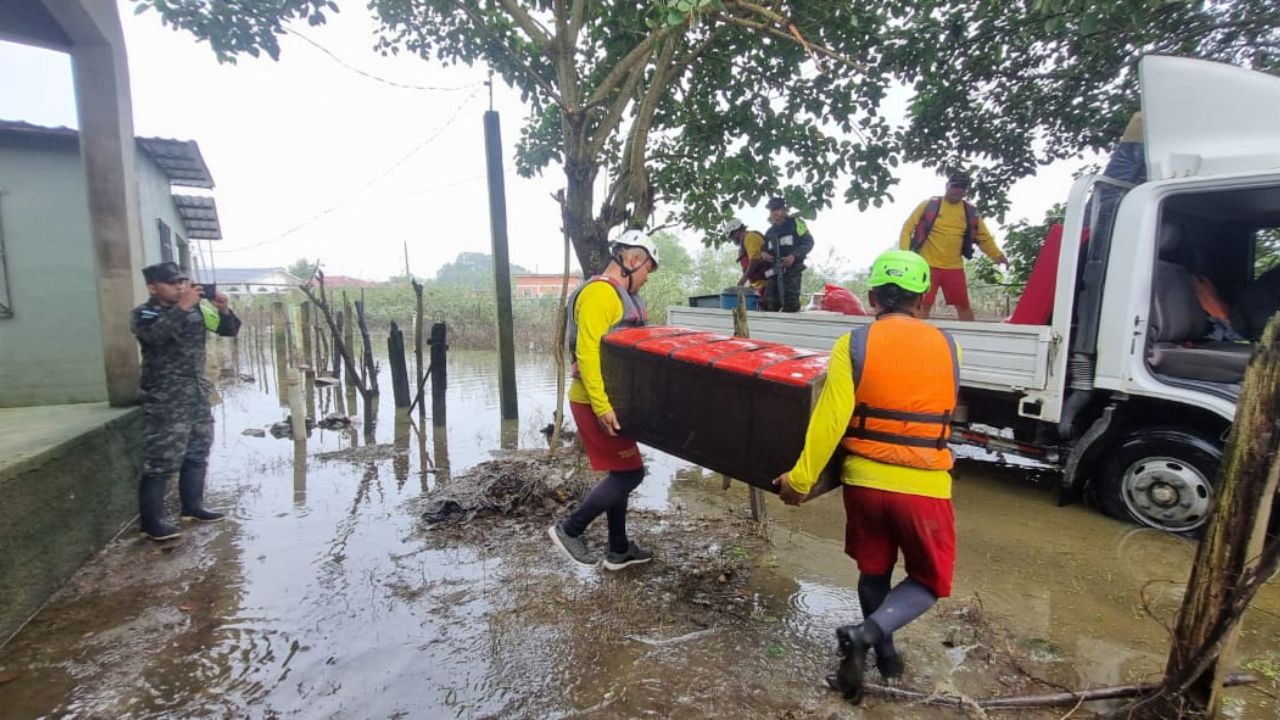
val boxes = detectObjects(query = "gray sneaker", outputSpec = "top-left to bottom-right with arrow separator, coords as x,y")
548,524 -> 597,565
603,540 -> 654,571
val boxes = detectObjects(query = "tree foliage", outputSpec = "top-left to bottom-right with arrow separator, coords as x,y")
1256,228 -> 1280,276
971,202 -> 1065,294
287,257 -> 319,280
137,0 -> 1280,275
434,251 -> 530,286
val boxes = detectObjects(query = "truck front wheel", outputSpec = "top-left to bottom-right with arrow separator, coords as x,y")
1094,429 -> 1222,536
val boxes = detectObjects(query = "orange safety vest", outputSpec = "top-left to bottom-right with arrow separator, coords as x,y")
840,315 -> 960,470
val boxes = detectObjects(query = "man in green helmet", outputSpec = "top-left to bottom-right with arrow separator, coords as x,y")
773,250 -> 961,703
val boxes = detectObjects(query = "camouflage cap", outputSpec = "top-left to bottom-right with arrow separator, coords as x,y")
142,262 -> 189,284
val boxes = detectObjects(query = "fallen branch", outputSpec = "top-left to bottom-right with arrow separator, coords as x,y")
408,358 -> 435,414
860,673 -> 1257,709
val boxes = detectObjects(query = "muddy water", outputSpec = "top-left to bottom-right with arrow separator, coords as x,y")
0,349 -> 1277,719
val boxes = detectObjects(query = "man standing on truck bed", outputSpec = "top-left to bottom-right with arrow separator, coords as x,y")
722,217 -> 770,294
774,250 -> 960,703
899,172 -> 1007,321
549,230 -> 660,571
763,196 -> 814,312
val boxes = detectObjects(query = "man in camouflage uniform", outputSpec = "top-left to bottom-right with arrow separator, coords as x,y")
132,262 -> 242,541
762,196 -> 815,312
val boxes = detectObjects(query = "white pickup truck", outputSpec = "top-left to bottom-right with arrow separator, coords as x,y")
670,55 -> 1280,535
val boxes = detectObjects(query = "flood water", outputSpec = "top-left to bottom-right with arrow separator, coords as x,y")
0,347 -> 1277,719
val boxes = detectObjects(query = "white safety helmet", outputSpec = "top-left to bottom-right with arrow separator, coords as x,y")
720,218 -> 745,237
610,229 -> 659,270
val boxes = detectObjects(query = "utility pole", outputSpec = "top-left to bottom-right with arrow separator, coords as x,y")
483,72 -> 518,421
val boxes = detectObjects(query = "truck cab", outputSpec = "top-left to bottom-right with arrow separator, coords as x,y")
1036,56 -> 1280,534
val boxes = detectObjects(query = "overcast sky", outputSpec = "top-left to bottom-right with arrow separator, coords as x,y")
0,2 -> 1103,281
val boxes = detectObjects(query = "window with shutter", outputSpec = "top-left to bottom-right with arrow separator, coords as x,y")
158,219 -> 173,263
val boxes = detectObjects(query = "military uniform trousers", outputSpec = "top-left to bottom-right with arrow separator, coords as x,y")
141,385 -> 214,477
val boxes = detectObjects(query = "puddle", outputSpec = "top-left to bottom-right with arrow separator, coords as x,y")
0,347 -> 1277,719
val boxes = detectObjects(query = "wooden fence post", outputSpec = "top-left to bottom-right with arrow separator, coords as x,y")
388,321 -> 411,408
413,280 -> 426,421
429,322 -> 448,428
300,301 -> 316,419
272,301 -> 289,407
733,287 -> 768,524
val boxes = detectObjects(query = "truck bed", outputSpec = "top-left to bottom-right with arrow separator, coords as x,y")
666,307 -> 1058,395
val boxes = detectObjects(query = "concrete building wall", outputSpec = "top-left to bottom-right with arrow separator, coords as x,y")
0,405 -> 142,643
0,140 -> 107,407
134,154 -> 187,268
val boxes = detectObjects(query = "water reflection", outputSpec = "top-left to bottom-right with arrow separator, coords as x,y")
292,441 -> 306,505
4,343 -> 1279,720
500,418 -> 519,451
393,410 -> 411,489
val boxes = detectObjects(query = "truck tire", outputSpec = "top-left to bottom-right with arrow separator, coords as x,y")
1094,429 -> 1222,536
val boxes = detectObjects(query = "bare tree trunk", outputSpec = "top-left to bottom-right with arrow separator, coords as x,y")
549,189 -> 573,455
564,156 -> 610,276
343,293 -> 357,388
1131,316 -> 1280,718
355,289 -> 379,396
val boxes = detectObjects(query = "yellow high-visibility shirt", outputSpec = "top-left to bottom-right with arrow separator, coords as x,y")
786,332 -> 954,499
741,230 -> 769,293
898,199 -> 1004,270
567,280 -> 624,416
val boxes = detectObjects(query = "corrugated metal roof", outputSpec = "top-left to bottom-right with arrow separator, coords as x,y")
0,119 -> 215,188
0,119 -> 78,140
172,194 -> 222,240
135,137 -> 215,189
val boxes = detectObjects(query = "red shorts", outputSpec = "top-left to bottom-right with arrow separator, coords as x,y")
923,267 -> 970,311
570,401 -> 644,472
842,485 -> 956,598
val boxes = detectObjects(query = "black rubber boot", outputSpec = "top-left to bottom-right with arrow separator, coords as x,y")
834,623 -> 876,704
876,649 -> 905,680
178,461 -> 224,523
139,473 -> 181,541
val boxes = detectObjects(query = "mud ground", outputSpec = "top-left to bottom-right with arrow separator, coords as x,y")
0,351 -> 1277,719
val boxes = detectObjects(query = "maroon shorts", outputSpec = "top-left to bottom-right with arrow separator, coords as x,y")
842,485 -> 956,598
923,267 -> 970,311
570,401 -> 644,472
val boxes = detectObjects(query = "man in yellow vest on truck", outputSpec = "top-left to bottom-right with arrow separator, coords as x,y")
774,250 -> 960,703
722,217 -> 770,294
899,172 -> 1008,321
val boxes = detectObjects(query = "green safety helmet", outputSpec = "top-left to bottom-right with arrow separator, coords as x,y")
868,250 -> 930,294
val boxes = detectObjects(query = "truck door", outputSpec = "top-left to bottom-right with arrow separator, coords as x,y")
1051,174 -> 1134,438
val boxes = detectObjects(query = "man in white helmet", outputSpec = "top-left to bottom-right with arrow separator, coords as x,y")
549,230 -> 659,570
722,217 -> 770,294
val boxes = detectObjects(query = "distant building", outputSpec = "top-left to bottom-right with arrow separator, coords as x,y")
513,273 -> 581,299
323,275 -> 380,289
213,267 -> 303,295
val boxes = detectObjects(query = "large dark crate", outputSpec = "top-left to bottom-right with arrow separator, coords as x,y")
600,326 -> 840,496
